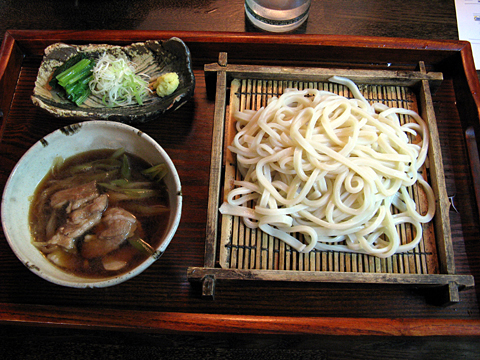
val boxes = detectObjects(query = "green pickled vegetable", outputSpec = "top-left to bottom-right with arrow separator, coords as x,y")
49,54 -> 86,90
56,58 -> 92,85
50,56 -> 94,106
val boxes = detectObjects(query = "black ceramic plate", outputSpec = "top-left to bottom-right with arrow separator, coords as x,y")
31,38 -> 195,124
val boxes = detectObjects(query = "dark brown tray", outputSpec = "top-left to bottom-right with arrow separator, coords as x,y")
1,30 -> 480,336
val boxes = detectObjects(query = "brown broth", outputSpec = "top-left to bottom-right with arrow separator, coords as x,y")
29,149 -> 170,278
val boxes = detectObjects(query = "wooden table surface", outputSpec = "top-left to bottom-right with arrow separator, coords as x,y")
1,1 -> 480,359
0,0 -> 460,40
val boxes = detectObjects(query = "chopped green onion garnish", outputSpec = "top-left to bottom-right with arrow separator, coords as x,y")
110,148 -> 126,159
141,163 -> 168,182
120,154 -> 131,180
89,52 -> 150,107
127,236 -> 155,256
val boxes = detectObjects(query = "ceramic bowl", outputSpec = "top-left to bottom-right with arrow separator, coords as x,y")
1,120 -> 182,288
31,38 -> 195,124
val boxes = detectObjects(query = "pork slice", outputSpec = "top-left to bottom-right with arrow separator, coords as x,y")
99,207 -> 138,241
50,181 -> 99,213
48,194 -> 108,250
69,194 -> 109,223
81,207 -> 137,259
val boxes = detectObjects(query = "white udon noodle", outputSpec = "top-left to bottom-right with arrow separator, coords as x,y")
219,76 -> 436,258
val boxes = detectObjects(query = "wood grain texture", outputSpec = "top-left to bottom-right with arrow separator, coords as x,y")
0,25 -> 480,359
0,0 -> 460,42
0,1 -> 478,356
0,29 -> 479,318
2,302 -> 480,336
1,324 -> 479,360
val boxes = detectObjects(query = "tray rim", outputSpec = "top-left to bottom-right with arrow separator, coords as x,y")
1,29 -> 480,337
2,301 -> 480,336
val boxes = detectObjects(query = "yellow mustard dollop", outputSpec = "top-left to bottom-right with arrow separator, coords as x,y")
154,72 -> 179,97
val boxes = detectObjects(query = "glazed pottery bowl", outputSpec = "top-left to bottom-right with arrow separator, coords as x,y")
1,120 -> 182,287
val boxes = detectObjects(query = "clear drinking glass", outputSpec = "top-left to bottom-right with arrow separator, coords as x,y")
245,0 -> 311,33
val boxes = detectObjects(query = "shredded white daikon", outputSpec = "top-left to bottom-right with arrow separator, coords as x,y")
89,52 -> 151,107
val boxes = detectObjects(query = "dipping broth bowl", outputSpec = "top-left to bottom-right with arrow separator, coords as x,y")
1,120 -> 182,288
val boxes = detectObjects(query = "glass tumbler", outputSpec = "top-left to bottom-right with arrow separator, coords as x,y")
245,0 -> 311,33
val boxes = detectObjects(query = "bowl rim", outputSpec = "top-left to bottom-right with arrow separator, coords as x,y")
1,120 -> 182,288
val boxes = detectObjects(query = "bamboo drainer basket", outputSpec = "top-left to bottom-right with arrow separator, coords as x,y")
187,53 -> 475,305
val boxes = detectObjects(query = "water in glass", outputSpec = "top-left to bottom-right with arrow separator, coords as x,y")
245,0 -> 311,32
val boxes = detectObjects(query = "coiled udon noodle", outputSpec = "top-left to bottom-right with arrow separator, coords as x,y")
219,76 -> 435,258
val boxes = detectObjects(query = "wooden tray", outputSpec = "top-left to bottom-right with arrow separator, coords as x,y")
1,30 -> 480,336
186,54 -> 474,304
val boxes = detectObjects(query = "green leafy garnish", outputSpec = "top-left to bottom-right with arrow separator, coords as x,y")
50,55 -> 94,106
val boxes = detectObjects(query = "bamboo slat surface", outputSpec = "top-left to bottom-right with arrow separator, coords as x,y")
221,78 -> 437,276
